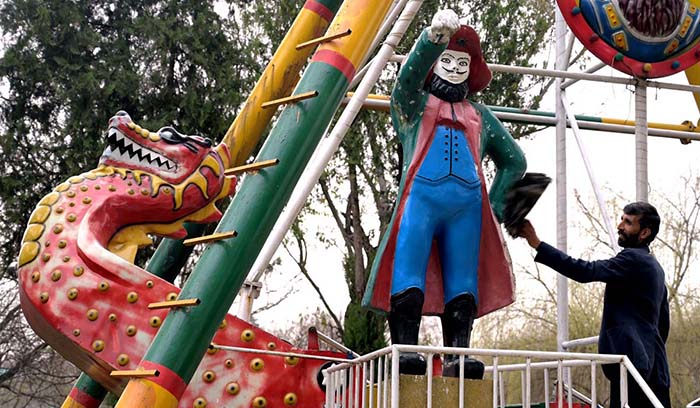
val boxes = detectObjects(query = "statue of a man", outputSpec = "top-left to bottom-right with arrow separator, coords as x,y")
363,9 -> 526,378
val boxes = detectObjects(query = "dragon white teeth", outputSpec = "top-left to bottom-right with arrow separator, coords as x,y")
106,129 -> 177,173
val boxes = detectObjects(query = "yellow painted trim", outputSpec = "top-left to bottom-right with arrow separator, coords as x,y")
115,379 -> 179,408
222,8 -> 334,166
317,0 -> 393,69
602,117 -> 699,132
60,396 -> 88,408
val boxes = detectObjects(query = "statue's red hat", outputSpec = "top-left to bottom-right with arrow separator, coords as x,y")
428,25 -> 492,95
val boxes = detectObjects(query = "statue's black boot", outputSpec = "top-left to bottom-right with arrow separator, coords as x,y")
389,288 -> 426,375
441,294 -> 485,379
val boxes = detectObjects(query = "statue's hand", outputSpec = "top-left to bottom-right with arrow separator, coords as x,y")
427,9 -> 460,44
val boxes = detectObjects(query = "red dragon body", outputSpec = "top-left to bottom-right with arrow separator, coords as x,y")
17,111 -> 340,407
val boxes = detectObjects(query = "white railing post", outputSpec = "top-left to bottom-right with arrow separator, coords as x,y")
328,368 -> 334,407
391,347 -> 400,408
493,356 -> 499,408
459,354 -> 465,408
355,364 -> 361,408
377,357 -> 382,408
369,359 -> 375,408
349,364 -> 355,408
427,354 -> 433,408
362,361 -> 368,408
544,368 -> 551,406
558,360 -> 564,408
383,355 -> 389,408
591,361 -> 597,408
567,366 -> 573,408
525,357 -> 532,408
620,364 -> 629,408
500,372 -> 506,408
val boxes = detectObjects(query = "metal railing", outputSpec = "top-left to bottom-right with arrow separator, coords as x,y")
324,345 -> 665,408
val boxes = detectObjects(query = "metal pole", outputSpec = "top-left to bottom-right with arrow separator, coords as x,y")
561,93 -> 620,253
555,4 -> 569,354
636,81 -> 649,202
525,357 -> 532,408
493,357 -> 499,408
591,361 -> 597,408
427,354 -> 433,408
620,364 -> 629,408
387,56 -> 700,93
391,347 -> 400,408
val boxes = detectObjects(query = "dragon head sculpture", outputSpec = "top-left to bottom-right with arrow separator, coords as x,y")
97,110 -> 234,212
18,111 -> 236,268
100,111 -> 217,184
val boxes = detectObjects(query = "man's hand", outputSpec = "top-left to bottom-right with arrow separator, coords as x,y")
427,9 -> 460,44
516,219 -> 541,249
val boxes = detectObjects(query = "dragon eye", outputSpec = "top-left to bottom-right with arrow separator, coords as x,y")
159,127 -> 185,144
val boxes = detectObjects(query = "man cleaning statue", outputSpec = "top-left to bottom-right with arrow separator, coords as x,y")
363,9 -> 527,379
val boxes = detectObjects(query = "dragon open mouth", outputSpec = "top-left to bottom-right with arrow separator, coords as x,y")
101,127 -> 176,172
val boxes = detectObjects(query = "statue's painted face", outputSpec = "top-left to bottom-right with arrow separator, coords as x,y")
434,50 -> 471,84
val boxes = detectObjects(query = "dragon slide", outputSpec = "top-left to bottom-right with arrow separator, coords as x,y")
17,112 -> 340,407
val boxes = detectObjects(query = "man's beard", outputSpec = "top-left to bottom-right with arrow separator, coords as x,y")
618,230 -> 644,248
428,74 -> 469,103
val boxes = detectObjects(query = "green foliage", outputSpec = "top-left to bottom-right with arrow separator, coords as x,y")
342,301 -> 387,355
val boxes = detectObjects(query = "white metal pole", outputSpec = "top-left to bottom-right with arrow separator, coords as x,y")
355,364 -> 361,408
377,358 -> 383,408
555,4 -> 569,354
326,367 -> 333,407
557,360 -> 564,408
391,347 -> 400,408
493,357 -> 499,408
459,355 -> 465,408
591,361 -> 597,408
525,357 -> 532,408
544,369 -> 551,406
248,0 -> 424,284
383,355 -> 389,408
561,93 -> 621,253
369,359 -> 375,408
363,361 -> 368,408
636,81 -> 649,202
427,354 -> 433,408
620,364 -> 629,408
